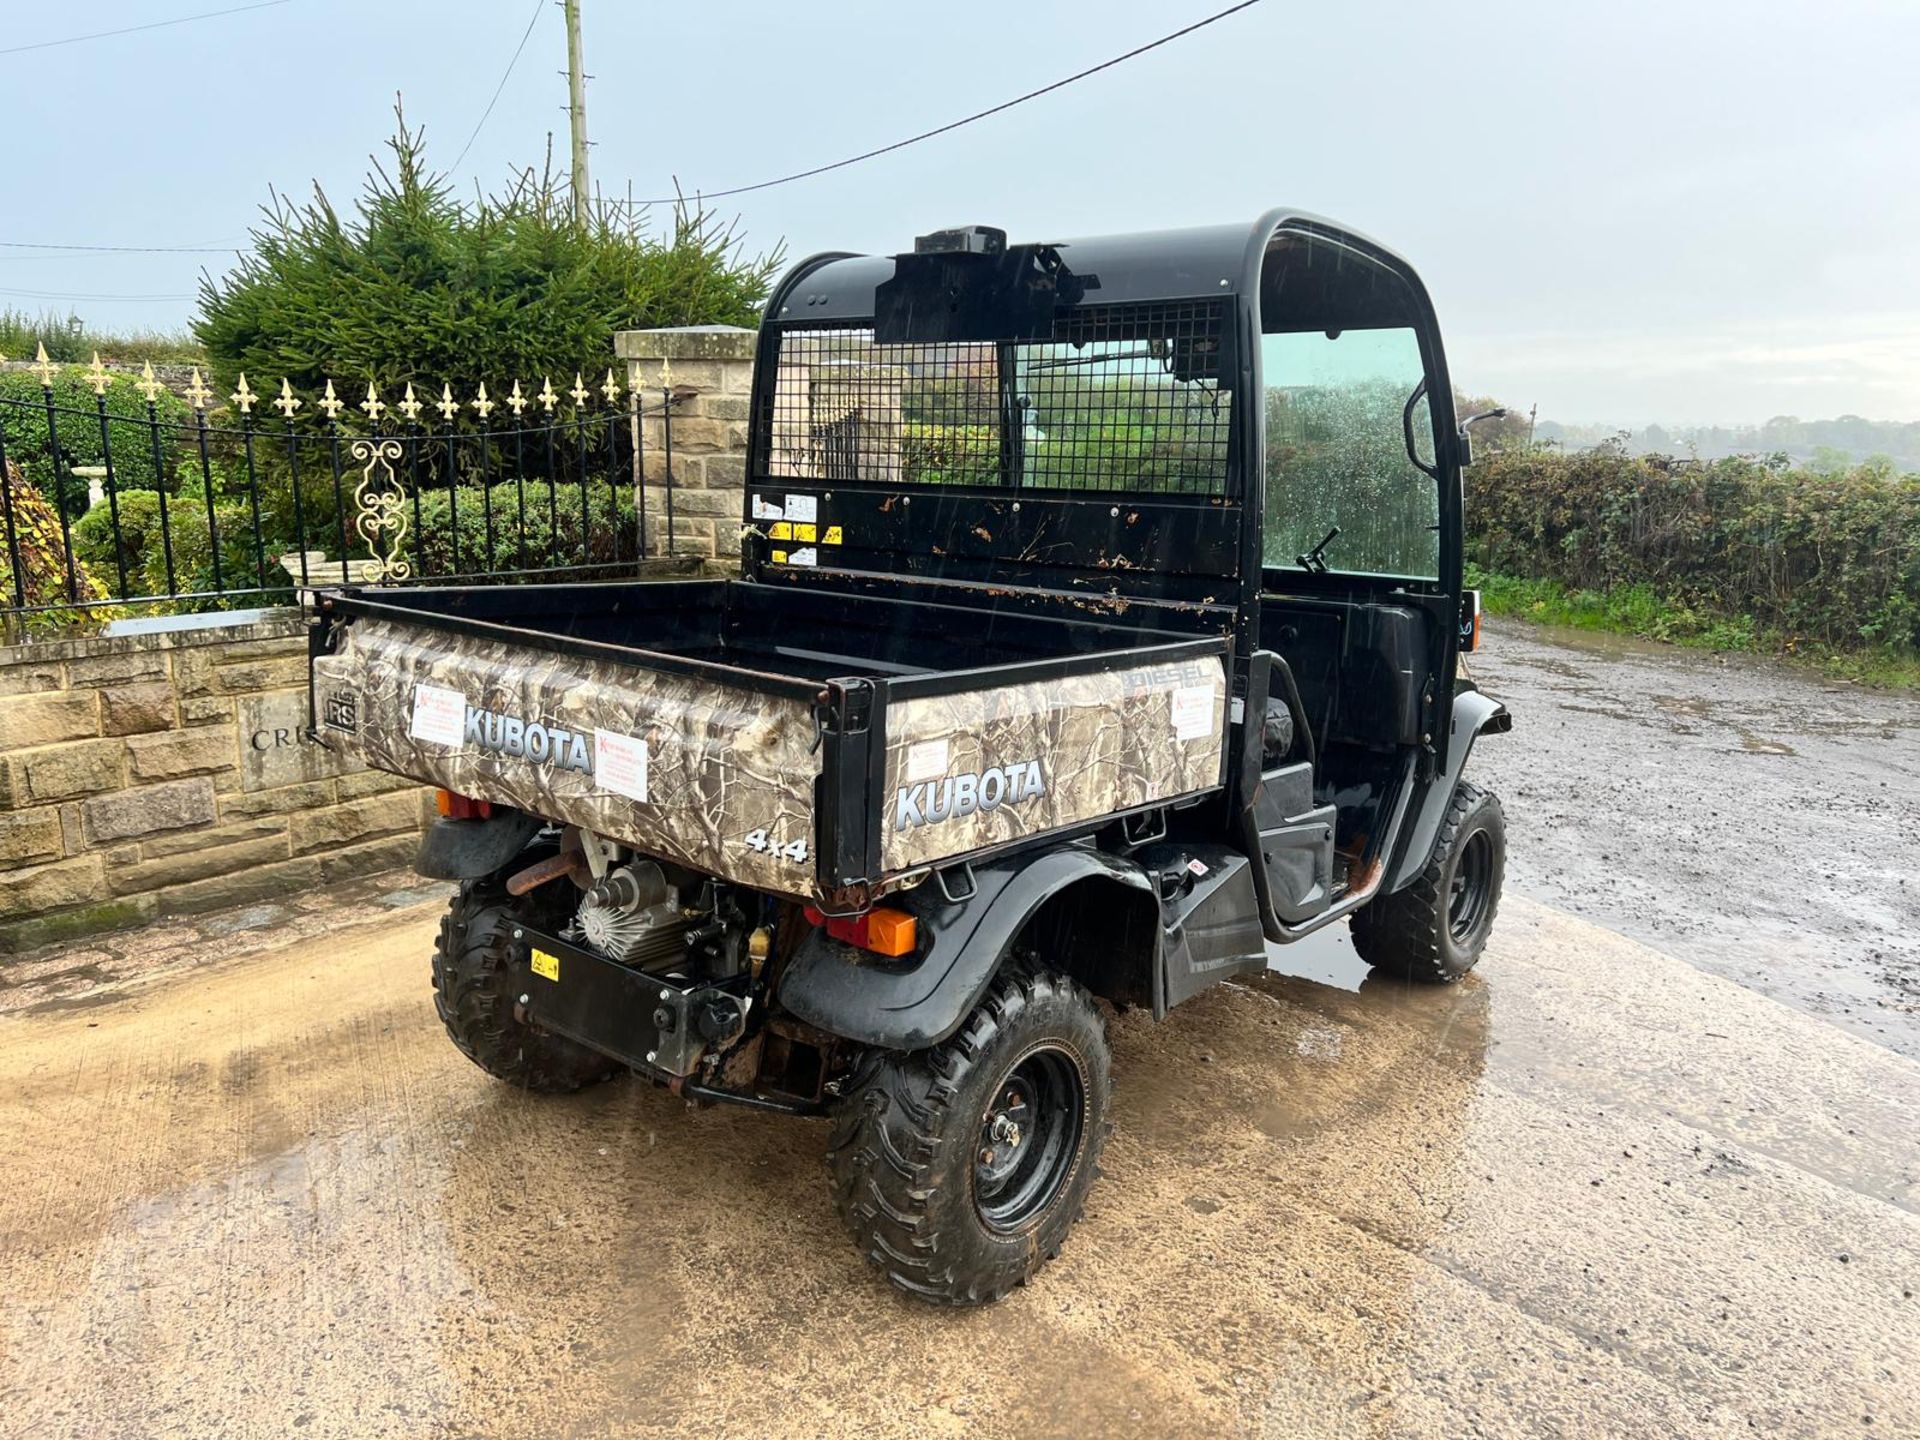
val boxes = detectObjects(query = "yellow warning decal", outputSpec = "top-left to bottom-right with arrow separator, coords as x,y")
823,525 -> 843,545
531,949 -> 560,982
768,521 -> 793,540
771,549 -> 789,564
793,522 -> 817,542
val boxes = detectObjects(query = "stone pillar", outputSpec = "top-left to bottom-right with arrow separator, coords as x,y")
613,325 -> 755,567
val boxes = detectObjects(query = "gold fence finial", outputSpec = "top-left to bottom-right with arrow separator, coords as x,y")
436,383 -> 459,422
569,371 -> 590,409
660,356 -> 673,391
30,342 -> 57,388
184,368 -> 213,410
318,378 -> 345,421
233,374 -> 259,414
472,382 -> 495,420
507,379 -> 528,417
537,376 -> 558,414
601,367 -> 621,404
398,382 -> 423,422
137,360 -> 164,404
272,378 -> 300,419
84,352 -> 113,397
361,381 -> 386,422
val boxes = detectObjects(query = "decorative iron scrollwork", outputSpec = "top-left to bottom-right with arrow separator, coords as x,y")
349,438 -> 412,583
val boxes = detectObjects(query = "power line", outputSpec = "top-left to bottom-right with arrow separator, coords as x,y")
451,0 -> 548,173
0,240 -> 238,254
0,0 -> 294,58
0,288 -> 195,303
630,0 -> 1266,206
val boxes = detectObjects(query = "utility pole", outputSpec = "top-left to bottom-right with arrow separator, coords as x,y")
1527,402 -> 1538,450
563,0 -> 591,225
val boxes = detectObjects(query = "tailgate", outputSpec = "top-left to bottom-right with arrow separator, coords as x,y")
872,646 -> 1230,876
311,611 -> 822,897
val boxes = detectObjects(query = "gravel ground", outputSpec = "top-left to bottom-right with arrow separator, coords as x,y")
1467,620 -> 1920,1060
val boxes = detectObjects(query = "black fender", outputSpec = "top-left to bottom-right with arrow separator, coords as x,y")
1385,687 -> 1511,892
777,845 -> 1159,1051
414,809 -> 545,881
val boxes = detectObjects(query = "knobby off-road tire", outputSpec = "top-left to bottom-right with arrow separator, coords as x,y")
431,877 -> 617,1093
826,963 -> 1111,1306
1352,781 -> 1506,984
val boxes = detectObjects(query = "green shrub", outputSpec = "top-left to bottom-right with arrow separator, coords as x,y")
408,478 -> 639,578
902,423 -> 997,485
1468,445 -> 1920,651
72,486 -> 274,606
0,366 -> 193,516
194,107 -> 781,410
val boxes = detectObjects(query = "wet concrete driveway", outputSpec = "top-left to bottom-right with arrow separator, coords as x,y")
3,889 -> 1915,1438
1468,622 -> 1920,1060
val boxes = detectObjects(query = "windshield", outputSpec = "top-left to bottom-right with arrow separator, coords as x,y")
1260,326 -> 1440,580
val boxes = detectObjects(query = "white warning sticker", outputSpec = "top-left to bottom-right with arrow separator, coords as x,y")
787,546 -> 819,567
904,737 -> 950,784
783,492 -> 819,523
1170,684 -> 1216,742
409,684 -> 467,747
594,729 -> 649,802
751,495 -> 784,520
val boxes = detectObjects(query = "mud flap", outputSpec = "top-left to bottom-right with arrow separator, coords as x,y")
1385,688 -> 1511,892
414,809 -> 543,881
777,847 -> 1158,1050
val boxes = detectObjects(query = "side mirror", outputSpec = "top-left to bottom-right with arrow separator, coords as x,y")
1457,407 -> 1509,468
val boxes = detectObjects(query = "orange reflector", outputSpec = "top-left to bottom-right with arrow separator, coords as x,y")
811,905 -> 919,957
435,789 -> 491,821
864,908 -> 917,957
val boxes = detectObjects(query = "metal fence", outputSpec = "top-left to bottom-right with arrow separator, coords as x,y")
0,347 -> 690,621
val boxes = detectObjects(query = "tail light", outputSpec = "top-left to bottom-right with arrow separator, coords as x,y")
435,788 -> 492,821
804,904 -> 919,958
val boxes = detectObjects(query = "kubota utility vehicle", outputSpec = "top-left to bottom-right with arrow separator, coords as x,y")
308,211 -> 1511,1304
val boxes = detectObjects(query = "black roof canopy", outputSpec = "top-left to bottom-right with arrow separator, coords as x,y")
765,208 -> 1424,327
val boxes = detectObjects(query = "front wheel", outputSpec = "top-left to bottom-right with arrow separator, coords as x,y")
1352,781 -> 1506,983
826,963 -> 1111,1306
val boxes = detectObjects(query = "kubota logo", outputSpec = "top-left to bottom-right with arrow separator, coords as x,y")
465,704 -> 592,773
894,758 -> 1047,831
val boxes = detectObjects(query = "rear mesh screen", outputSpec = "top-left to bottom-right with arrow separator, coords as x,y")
765,300 -> 1231,497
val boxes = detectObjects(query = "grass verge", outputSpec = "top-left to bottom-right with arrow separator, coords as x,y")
1467,565 -> 1920,691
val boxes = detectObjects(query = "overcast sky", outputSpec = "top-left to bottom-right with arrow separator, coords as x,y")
6,0 -> 1917,425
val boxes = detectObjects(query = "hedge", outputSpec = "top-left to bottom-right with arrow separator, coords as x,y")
1467,446 -> 1920,650
0,367 -> 193,516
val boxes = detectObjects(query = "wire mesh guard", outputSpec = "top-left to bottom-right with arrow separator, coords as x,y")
767,301 -> 1231,497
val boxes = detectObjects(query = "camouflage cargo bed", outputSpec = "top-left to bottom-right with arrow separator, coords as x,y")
309,579 -> 1230,904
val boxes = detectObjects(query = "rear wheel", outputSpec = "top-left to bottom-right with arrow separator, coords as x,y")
432,876 -> 618,1093
1352,781 -> 1506,983
826,963 -> 1110,1305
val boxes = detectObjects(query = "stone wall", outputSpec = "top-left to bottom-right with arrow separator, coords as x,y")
0,612 -> 432,953
615,325 -> 755,566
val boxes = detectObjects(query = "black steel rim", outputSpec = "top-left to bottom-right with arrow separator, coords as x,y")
972,1046 -> 1085,1234
1449,828 -> 1494,943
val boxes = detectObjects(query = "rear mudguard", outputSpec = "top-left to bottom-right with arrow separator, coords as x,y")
415,808 -> 544,881
780,847 -> 1152,1050
778,841 -> 1268,1050
1384,687 -> 1511,892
